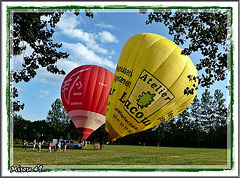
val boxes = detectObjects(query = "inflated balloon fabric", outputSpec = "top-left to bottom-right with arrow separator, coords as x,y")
105,33 -> 198,143
61,65 -> 114,139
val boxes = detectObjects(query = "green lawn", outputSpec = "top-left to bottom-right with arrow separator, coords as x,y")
13,144 -> 227,165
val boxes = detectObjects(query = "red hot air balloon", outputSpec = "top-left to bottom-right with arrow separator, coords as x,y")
61,65 -> 114,139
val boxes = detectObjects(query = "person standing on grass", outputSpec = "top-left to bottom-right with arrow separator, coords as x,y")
22,140 -> 27,150
48,142 -> 52,152
58,141 -> 61,152
50,142 -> 53,151
64,140 -> 67,152
33,139 -> 36,150
37,141 -> 41,152
55,143 -> 58,152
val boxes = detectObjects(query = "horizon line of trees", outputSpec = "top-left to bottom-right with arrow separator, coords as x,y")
13,88 -> 229,148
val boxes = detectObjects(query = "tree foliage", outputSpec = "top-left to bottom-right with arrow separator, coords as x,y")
12,10 -> 93,112
12,12 -> 68,83
13,114 -> 32,140
46,98 -> 75,139
13,114 -> 51,142
12,86 -> 25,112
144,9 -> 230,88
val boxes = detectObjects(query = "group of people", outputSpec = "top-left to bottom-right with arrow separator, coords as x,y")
47,140 -> 67,152
32,139 -> 42,152
41,140 -> 67,152
20,139 -> 78,152
51,141 -> 61,152
55,140 -> 67,152
21,139 -> 52,152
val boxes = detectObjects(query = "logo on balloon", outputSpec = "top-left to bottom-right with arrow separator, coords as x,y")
137,91 -> 156,109
120,70 -> 175,125
61,68 -> 90,105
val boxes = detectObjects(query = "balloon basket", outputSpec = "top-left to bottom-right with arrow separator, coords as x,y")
93,143 -> 101,150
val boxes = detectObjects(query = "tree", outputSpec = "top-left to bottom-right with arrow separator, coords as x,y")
12,12 -> 67,83
45,98 -> 80,140
177,107 -> 192,147
13,114 -> 52,142
189,97 -> 203,147
46,98 -> 71,139
199,89 -> 227,133
164,118 -> 178,146
199,89 -> 214,133
144,9 -> 230,89
13,114 -> 32,140
31,120 -> 51,141
212,89 -> 227,128
12,86 -> 25,112
196,89 -> 228,147
12,10 -> 93,111
210,90 -> 228,147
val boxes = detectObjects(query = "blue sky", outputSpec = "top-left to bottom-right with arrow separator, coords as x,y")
13,9 -> 229,122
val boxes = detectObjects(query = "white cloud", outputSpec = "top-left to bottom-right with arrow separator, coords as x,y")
98,31 -> 119,44
57,59 -> 80,74
62,42 -> 116,69
56,14 -> 118,54
57,13 -> 84,30
33,49 -> 116,85
34,59 -> 80,85
38,90 -> 49,98
95,22 -> 114,29
63,28 -> 108,54
13,13 -> 118,86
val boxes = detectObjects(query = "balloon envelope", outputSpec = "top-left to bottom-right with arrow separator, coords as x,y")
61,65 -> 114,139
105,33 -> 198,143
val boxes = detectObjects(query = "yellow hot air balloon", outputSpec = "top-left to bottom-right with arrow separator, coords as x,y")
105,33 -> 199,143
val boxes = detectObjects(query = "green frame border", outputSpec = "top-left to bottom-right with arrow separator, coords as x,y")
6,5 -> 234,173
6,5 -> 11,172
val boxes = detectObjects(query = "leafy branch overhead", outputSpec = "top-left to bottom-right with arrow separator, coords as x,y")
12,9 -> 93,84
144,9 -> 230,89
11,10 -> 92,111
13,12 -> 67,83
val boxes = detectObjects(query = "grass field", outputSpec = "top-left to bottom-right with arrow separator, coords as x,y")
13,144 -> 228,166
